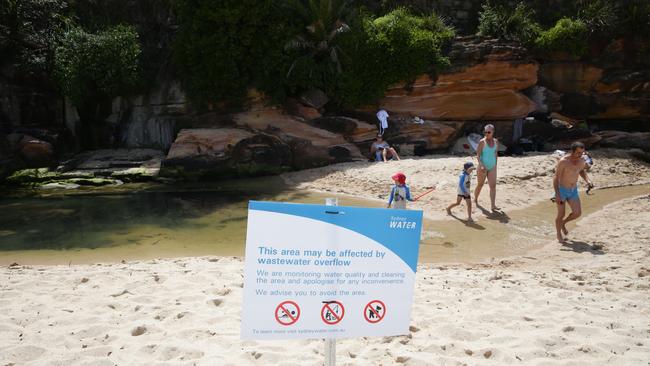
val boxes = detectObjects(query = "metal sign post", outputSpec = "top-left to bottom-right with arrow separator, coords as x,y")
324,197 -> 338,366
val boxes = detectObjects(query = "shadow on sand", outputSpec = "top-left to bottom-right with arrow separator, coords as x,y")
560,240 -> 605,255
448,213 -> 486,230
476,204 -> 511,224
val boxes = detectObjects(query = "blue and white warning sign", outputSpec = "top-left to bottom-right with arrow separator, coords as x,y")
240,201 -> 423,340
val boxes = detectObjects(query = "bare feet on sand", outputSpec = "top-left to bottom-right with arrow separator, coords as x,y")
446,207 -> 452,215
562,224 -> 569,236
557,233 -> 565,243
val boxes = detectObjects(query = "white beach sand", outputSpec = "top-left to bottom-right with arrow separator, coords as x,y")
282,149 -> 650,220
1,152 -> 649,365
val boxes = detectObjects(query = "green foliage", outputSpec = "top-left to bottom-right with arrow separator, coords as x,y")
618,0 -> 650,36
575,0 -> 619,37
173,0 -> 293,106
172,1 -> 452,107
0,0 -> 68,72
535,18 -> 588,57
54,25 -> 141,105
477,1 -> 541,46
284,0 -> 352,79
69,0 -> 175,89
334,8 -> 454,106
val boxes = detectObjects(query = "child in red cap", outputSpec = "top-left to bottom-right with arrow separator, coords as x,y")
388,172 -> 413,209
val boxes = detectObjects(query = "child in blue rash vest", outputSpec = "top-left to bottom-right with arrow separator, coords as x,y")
387,172 -> 413,209
446,162 -> 476,221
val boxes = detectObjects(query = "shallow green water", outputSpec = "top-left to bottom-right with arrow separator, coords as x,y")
0,178 -> 385,264
0,180 -> 647,265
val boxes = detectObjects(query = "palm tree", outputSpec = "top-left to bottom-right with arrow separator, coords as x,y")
283,0 -> 352,78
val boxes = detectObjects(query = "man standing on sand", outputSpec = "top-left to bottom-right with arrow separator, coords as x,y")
554,141 -> 591,243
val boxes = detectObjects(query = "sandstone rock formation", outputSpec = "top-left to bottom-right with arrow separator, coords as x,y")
109,80 -> 187,150
308,116 -> 378,143
595,131 -> 650,152
162,128 -> 292,178
382,119 -> 461,154
161,109 -> 366,179
18,137 -> 54,167
378,37 -> 539,121
539,61 -> 650,121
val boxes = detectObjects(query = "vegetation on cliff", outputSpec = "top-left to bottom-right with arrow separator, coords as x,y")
54,26 -> 141,106
54,25 -> 141,148
477,0 -> 650,58
477,2 -> 541,46
172,0 -> 454,108
0,0 -> 68,75
173,0 -> 292,106
535,18 -> 588,57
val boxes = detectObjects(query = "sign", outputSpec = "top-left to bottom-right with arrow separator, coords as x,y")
275,301 -> 300,326
240,201 -> 423,340
321,301 -> 344,325
364,300 -> 386,324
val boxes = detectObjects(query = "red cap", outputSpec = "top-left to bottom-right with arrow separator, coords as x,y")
391,172 -> 406,185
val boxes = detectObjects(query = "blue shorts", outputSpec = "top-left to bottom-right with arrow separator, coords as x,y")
559,186 -> 579,202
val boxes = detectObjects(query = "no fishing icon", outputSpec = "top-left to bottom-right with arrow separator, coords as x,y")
321,301 -> 345,325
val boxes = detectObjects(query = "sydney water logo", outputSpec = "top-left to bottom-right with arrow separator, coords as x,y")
389,216 -> 417,229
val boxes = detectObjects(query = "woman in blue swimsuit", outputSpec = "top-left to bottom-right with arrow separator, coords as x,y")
474,124 -> 499,211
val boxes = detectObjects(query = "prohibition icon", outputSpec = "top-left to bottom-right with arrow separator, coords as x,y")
275,300 -> 300,326
364,300 -> 386,324
321,301 -> 345,325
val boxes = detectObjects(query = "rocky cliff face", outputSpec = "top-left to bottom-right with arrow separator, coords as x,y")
2,33 -> 649,183
378,37 -> 539,121
539,61 -> 650,121
375,35 -> 649,127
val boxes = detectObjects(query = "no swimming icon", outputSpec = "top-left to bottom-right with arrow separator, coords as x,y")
275,301 -> 300,326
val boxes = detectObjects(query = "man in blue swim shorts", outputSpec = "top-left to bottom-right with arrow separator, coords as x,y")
553,141 -> 591,243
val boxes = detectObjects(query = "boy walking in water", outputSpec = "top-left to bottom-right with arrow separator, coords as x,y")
554,141 -> 591,243
387,172 -> 413,209
447,162 -> 475,221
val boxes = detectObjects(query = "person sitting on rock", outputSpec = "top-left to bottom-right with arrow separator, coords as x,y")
370,134 -> 400,162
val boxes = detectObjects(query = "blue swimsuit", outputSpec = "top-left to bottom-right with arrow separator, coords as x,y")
559,185 -> 579,202
480,141 -> 497,171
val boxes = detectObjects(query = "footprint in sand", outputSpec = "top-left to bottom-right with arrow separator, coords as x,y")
131,325 -> 147,336
210,299 -> 224,307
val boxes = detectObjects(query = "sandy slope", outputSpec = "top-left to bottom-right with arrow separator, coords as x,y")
282,149 -> 650,220
1,191 -> 649,365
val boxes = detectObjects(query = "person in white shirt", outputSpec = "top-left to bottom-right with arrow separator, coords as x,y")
376,109 -> 389,135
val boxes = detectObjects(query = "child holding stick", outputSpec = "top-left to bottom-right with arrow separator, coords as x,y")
387,172 -> 413,209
